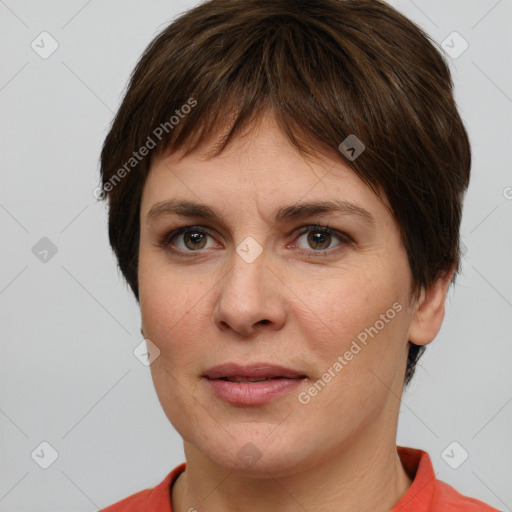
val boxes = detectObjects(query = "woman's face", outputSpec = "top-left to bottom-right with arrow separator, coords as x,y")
138,113 -> 419,474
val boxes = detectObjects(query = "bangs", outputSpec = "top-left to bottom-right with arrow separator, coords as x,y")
140,17 -> 371,167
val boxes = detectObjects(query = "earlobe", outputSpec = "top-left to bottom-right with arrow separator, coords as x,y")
407,266 -> 455,347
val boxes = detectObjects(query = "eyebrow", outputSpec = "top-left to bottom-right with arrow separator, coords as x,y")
146,199 -> 375,226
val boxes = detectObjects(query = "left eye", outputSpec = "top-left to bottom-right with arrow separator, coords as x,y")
293,225 -> 349,252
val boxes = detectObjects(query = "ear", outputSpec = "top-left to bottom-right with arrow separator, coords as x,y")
407,266 -> 456,346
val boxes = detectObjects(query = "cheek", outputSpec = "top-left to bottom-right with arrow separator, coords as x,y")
297,268 -> 390,335
296,281 -> 410,433
139,263 -> 211,438
296,261 -> 410,376
139,255 -> 208,361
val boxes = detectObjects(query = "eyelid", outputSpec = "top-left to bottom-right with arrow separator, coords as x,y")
293,224 -> 350,240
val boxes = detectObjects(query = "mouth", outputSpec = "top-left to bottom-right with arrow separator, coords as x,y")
202,362 -> 307,381
215,376 -> 302,382
202,363 -> 307,405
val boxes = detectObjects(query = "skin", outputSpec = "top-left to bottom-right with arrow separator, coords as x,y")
138,112 -> 453,512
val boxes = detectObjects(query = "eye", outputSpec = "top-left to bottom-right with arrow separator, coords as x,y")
160,226 -> 219,253
292,225 -> 352,255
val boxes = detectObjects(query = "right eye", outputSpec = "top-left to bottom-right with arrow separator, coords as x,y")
160,226 -> 221,255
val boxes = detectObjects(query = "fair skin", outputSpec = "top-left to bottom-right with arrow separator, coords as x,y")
138,113 -> 453,512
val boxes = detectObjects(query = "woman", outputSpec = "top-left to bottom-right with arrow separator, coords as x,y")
98,0 -> 497,510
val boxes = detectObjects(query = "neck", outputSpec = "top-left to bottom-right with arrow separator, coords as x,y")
172,433 -> 412,512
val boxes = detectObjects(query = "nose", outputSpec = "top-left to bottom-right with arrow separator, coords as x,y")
213,249 -> 286,337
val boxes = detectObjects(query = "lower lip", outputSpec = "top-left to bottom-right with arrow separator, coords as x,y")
205,378 -> 306,406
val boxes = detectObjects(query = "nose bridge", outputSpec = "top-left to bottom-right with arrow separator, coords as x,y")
225,246 -> 269,310
222,219 -> 270,298
214,243 -> 285,334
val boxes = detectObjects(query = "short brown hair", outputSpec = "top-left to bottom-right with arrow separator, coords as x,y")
99,0 -> 471,385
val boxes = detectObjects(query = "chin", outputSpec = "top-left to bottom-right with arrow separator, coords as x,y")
191,427 -> 320,477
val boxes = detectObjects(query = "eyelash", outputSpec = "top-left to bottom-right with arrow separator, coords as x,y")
158,224 -> 353,258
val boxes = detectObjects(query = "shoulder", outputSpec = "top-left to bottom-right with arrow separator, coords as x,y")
395,447 -> 499,512
100,488 -> 152,512
99,463 -> 186,512
433,479 -> 500,511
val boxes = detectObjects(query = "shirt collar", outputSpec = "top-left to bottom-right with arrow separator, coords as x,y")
393,446 -> 436,511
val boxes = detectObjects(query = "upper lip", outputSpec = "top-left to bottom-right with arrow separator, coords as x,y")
202,363 -> 307,380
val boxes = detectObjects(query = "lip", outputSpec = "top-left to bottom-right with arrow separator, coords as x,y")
202,362 -> 307,406
202,362 -> 306,380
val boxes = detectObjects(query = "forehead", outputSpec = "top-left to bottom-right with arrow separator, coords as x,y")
141,113 -> 391,225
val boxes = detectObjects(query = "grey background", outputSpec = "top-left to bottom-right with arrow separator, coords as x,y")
1,0 -> 511,511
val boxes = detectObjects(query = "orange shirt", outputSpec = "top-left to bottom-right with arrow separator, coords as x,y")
100,447 -> 498,511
